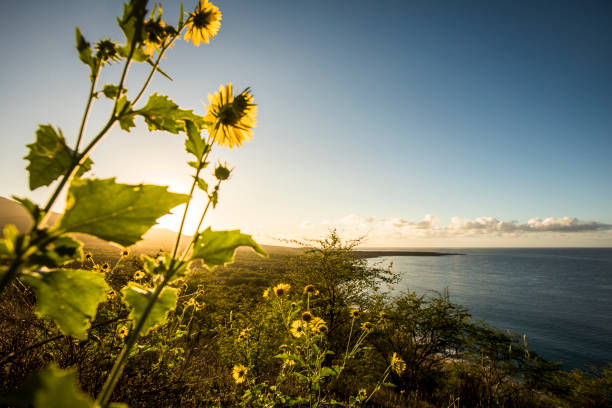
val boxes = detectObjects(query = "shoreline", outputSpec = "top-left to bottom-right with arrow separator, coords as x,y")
354,250 -> 465,258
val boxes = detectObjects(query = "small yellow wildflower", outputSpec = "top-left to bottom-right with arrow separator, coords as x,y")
85,253 -> 93,261
358,388 -> 367,399
360,321 -> 375,333
391,352 -> 406,374
379,311 -> 390,322
101,263 -> 110,271
121,249 -> 129,257
290,320 -> 307,338
272,283 -> 290,297
194,301 -> 206,311
262,288 -> 270,298
303,284 -> 316,295
309,316 -> 326,333
117,325 -> 129,339
284,359 -> 295,367
232,364 -> 247,384
92,264 -> 101,272
349,308 -> 360,319
318,324 -> 328,334
237,328 -> 251,342
184,0 -> 222,46
143,18 -> 167,57
133,270 -> 145,280
205,84 -> 257,149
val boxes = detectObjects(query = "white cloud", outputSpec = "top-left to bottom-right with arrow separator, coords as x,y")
300,220 -> 313,229
331,214 -> 612,239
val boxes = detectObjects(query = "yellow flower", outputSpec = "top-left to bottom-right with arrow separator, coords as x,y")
309,317 -> 327,334
349,308 -> 360,319
105,291 -> 115,300
290,320 -> 307,338
133,270 -> 145,280
279,344 -> 288,351
360,321 -> 375,333
272,283 -> 290,297
121,249 -> 129,257
358,388 -> 367,399
379,311 -> 390,322
205,84 -> 257,149
85,253 -> 93,261
391,352 -> 406,375
237,328 -> 251,342
101,263 -> 110,271
194,301 -> 206,311
143,18 -> 167,57
184,0 -> 222,46
117,325 -> 129,339
284,359 -> 295,367
303,284 -> 316,295
232,364 -> 247,384
262,288 -> 270,298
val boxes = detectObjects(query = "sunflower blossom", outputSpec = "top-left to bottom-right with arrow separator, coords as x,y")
184,0 -> 222,46
232,364 -> 248,384
290,320 -> 307,338
205,84 -> 257,149
391,352 -> 406,375
272,283 -> 290,297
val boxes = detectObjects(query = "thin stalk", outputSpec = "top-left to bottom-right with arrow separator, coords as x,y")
179,180 -> 219,262
75,62 -> 102,152
171,133 -> 215,264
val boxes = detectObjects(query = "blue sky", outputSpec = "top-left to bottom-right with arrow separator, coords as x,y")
1,0 -> 611,246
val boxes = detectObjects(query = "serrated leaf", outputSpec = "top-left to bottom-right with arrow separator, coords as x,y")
185,120 -> 207,159
27,235 -> 83,268
137,93 -> 207,134
14,364 -> 96,408
24,125 -> 92,190
75,27 -> 95,72
123,283 -> 178,335
22,269 -> 108,339
191,228 -> 267,269
58,178 -> 189,247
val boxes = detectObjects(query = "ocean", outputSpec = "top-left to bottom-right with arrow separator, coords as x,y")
368,248 -> 612,370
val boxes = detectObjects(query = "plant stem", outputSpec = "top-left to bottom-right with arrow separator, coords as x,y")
75,62 -> 101,152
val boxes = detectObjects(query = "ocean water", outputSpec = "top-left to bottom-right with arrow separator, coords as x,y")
368,248 -> 612,370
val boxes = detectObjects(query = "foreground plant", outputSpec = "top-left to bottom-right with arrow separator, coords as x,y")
0,0 -> 266,406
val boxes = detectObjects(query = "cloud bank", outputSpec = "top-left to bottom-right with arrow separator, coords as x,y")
331,214 -> 612,238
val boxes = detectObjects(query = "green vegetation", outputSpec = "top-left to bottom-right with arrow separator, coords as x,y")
1,0 -> 611,406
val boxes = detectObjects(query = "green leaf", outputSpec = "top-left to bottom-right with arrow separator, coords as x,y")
58,178 -> 189,247
137,93 -> 207,134
123,283 -> 178,335
22,269 -> 108,339
27,235 -> 83,268
12,196 -> 44,225
0,224 -> 20,256
117,96 -> 136,131
102,84 -> 124,99
117,0 -> 147,54
75,27 -> 96,72
196,177 -> 208,192
320,366 -> 337,378
24,125 -> 92,190
10,364 -> 96,408
191,228 -> 267,269
184,120 -> 207,159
